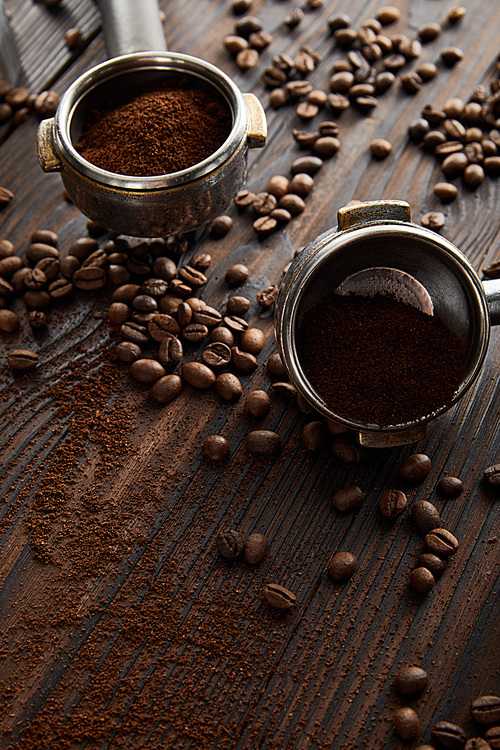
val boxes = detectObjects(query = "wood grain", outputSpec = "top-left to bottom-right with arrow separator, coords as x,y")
0,0 -> 499,748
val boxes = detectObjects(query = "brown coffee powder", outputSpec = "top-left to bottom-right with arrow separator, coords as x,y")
76,80 -> 232,176
298,293 -> 469,427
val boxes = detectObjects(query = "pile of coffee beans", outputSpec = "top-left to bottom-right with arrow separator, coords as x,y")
0,80 -> 59,134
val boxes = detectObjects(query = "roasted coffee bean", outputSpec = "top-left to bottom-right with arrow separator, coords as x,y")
422,211 -> 446,230
471,696 -> 500,725
327,551 -> 357,581
202,342 -> 231,368
308,89 -> 327,107
0,276 -> 14,297
210,327 -> 234,346
246,430 -> 281,456
227,295 -> 250,315
327,12 -> 350,32
393,707 -> 420,741
0,256 -> 23,278
182,323 -> 209,343
290,156 -> 323,176
182,361 -> 215,389
35,256 -> 59,282
418,22 -> 442,42
7,348 -> 39,370
411,566 -> 435,594
370,138 -> 393,158
73,266 -> 106,290
285,80 -> 313,100
225,263 -> 249,286
224,315 -> 248,333
463,164 -> 485,189
484,156 -> 500,176
376,5 -> 400,23
465,738 -> 493,750
0,186 -> 14,206
266,175 -> 289,198
399,453 -> 432,482
278,193 -> 307,215
178,265 -> 207,289
290,173 -> 315,197
409,118 -> 431,142
249,30 -> 272,50
152,256 -> 177,281
302,421 -> 328,451
380,489 -> 407,518
158,335 -> 183,367
216,529 -> 244,560
444,5 -> 467,24
27,311 -> 48,330
442,152 -> 468,178
47,278 -> 72,299
224,35 -> 249,54
215,372 -> 242,402
332,485 -> 365,512
244,389 -> 271,417
330,71 -> 355,92
192,306 -> 222,328
113,283 -> 141,303
148,313 -> 180,340
240,328 -> 265,354
263,583 -> 297,610
130,358 -> 166,385
271,382 -> 297,399
132,294 -> 157,313
296,102 -> 319,120
141,278 -> 169,298
437,476 -> 464,497
107,265 -> 130,286
333,28 -> 358,46
425,528 -> 459,557
253,216 -> 278,236
176,301 -> 192,327
235,15 -> 262,37
284,7 -> 303,27
30,229 -> 58,246
270,207 -> 292,224
292,129 -> 320,148
244,532 -> 268,564
234,189 -> 257,208
256,284 -> 279,308
231,346 -> 258,373
331,437 -> 365,464
412,499 -> 441,533
149,373 -> 183,403
236,47 -> 259,69
23,290 -> 51,309
401,71 -> 423,94
120,321 -> 149,345
395,666 -> 429,696
485,727 -> 500,749
431,720 -> 467,749
418,552 -> 447,577
269,88 -> 288,108
417,62 -> 438,81
0,309 -> 19,333
434,181 -> 459,202
108,302 -> 130,325
0,239 -> 15,259
68,237 -> 98,261
202,434 -> 230,462
116,341 -> 142,363
484,464 -> 500,486
132,311 -> 155,325
169,279 -> 192,297
253,192 -> 278,216
441,46 -> 464,66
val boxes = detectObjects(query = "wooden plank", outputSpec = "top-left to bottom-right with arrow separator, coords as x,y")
0,0 -> 499,748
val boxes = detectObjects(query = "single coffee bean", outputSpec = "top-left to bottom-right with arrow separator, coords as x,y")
73,266 -> 106,290
246,430 -> 281,456
327,551 -> 357,581
27,311 -> 48,330
7,349 -> 39,370
418,552 -> 447,577
485,727 -> 500,748
193,306 -> 222,328
422,211 -> 446,230
225,263 -> 249,286
182,323 -> 209,344
289,173 -> 314,197
431,720 -> 467,749
267,351 -> 287,379
244,532 -> 268,564
463,163 -> 485,189
35,256 -> 59,282
411,566 -> 435,594
215,372 -> 242,402
412,499 -> 441,533
267,175 -> 289,198
417,61 -> 438,81
378,487 -> 407,519
465,738 -> 493,750
471,696 -> 500,726
202,342 -> 231,368
244,389 -> 271,417
437,476 -> 464,497
234,189 -> 257,208
0,256 -> 23,278
290,156 -> 323,176
216,529 -> 244,560
442,152 -> 468,178
0,309 -> 20,333
302,421 -> 328,451
210,327 -> 234,346
112,283 -> 141,303
176,301 -> 192,327
148,313 -> 180,340
393,707 -> 420,741
116,341 -> 142,363
484,464 -> 500,487
399,453 -> 432,482
253,216 -> 278,236
240,328 -> 265,354
395,666 -> 429,697
182,362 -> 215,390
30,229 -> 58,246
263,583 -> 297,610
120,321 -> 149,345
149,373 -> 183,403
231,346 -> 258,373
441,46 -> 464,66
107,302 -> 130,325
256,284 -> 279,307
24,290 -> 51,310
158,335 -> 183,368
271,382 -> 297,399
202,434 -> 230,463
331,437 -> 365,464
226,295 -> 250,315
253,192 -> 278,216
332,485 -> 365,513
48,278 -> 73,299
130,359 -> 166,385
434,182 -> 459,202
425,528 -> 459,557
370,138 -> 393,158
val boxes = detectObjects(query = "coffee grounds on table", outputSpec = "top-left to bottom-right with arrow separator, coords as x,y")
76,79 -> 232,176
297,292 -> 468,427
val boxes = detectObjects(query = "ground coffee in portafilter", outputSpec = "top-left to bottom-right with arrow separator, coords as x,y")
76,79 -> 232,176
297,292 -> 468,427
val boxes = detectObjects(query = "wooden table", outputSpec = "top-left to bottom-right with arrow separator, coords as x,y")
1,1 -> 499,748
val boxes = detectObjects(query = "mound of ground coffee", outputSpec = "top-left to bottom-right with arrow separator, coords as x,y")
76,79 -> 232,176
297,292 -> 468,427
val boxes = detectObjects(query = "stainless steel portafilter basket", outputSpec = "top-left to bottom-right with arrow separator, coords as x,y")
275,200 -> 500,448
36,0 -> 266,237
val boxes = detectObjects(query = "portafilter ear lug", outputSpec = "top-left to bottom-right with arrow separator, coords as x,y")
37,119 -> 62,172
338,199 -> 412,230
483,278 -> 500,326
243,93 -> 267,149
358,424 -> 428,448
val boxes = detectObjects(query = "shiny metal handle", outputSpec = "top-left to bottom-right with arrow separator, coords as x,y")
483,279 -> 500,326
98,0 -> 167,57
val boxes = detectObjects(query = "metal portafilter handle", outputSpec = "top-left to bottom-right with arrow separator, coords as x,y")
98,0 -> 167,56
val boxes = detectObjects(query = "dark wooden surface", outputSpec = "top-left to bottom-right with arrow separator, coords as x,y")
0,1 -> 499,748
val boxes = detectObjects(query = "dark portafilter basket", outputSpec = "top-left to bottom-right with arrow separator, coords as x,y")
36,0 -> 266,237
275,200 -> 500,448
